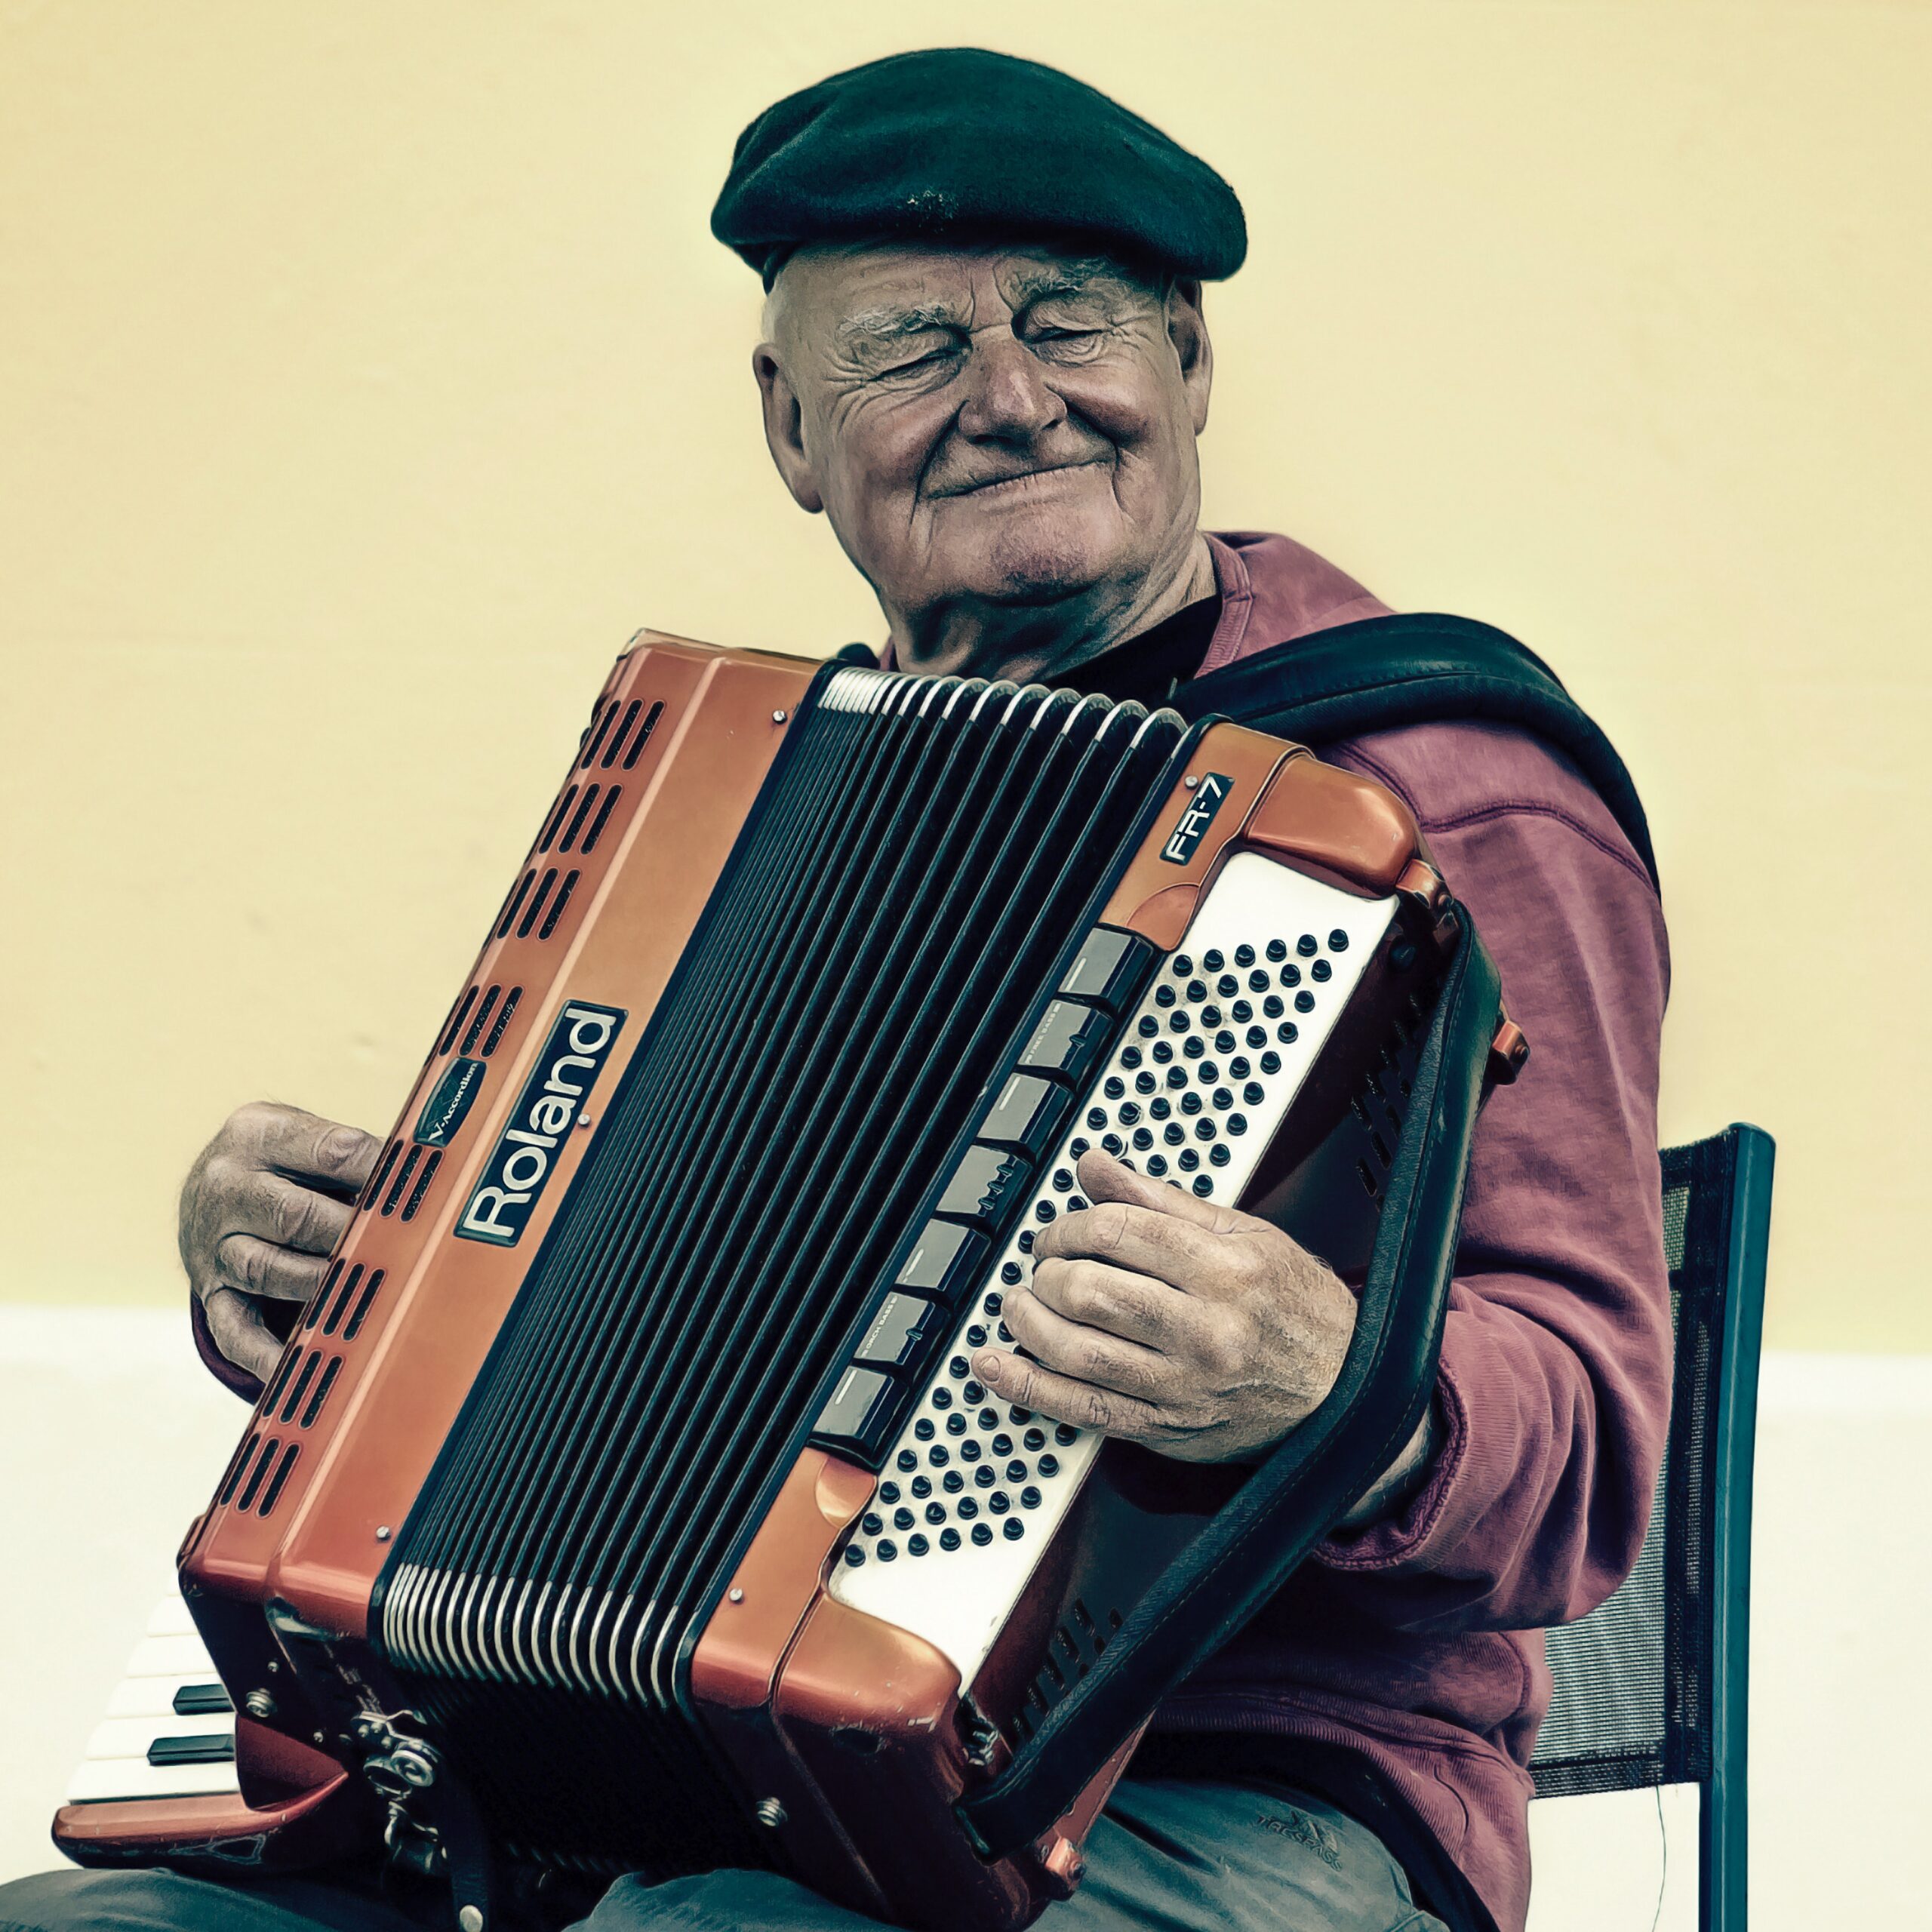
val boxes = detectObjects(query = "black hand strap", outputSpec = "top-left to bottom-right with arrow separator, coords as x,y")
1179,613 -> 1657,894
956,910 -> 1503,1859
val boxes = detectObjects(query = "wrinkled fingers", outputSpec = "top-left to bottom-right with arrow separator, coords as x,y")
254,1106 -> 381,1192
215,1233 -> 331,1303
999,1276 -> 1169,1401
233,1165 -> 357,1256
1026,1254 -> 1186,1352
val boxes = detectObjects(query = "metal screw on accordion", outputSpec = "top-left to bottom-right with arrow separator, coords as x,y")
1042,1838 -> 1087,1896
1183,774 -> 1199,789
728,1587 -> 744,1604
244,1689 -> 277,1721
755,1798 -> 788,1829
374,1525 -> 392,1542
771,709 -> 788,724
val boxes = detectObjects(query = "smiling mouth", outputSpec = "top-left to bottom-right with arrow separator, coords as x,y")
935,460 -> 1106,499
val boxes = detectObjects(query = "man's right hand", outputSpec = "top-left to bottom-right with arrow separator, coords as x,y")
179,1103 -> 381,1382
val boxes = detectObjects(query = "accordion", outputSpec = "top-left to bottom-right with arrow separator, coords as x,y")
57,635 -> 1521,1931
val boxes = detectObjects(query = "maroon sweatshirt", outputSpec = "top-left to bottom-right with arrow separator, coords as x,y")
192,530 -> 1670,1932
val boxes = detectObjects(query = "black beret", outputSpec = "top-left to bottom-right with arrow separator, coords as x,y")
712,48 -> 1246,288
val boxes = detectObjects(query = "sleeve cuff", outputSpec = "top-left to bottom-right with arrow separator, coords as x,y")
1313,1353 -> 1469,1573
189,1291 -> 267,1404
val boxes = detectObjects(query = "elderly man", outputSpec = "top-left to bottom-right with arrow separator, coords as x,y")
0,47 -> 1669,1932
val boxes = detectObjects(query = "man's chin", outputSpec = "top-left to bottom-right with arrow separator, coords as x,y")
952,521 -> 1122,608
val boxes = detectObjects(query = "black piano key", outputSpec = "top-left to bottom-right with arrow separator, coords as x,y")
894,1219 -> 988,1306
1015,999 -> 1117,1088
977,1073 -> 1072,1163
1057,928 -> 1157,1016
852,1291 -> 948,1372
936,1145 -> 1035,1229
811,1365 -> 903,1463
148,1734 -> 239,1768
172,1682 -> 235,1717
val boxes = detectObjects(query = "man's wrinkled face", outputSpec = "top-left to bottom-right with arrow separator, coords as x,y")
754,243 -> 1212,645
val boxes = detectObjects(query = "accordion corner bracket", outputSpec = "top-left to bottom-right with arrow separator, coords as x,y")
1101,724 -> 1440,952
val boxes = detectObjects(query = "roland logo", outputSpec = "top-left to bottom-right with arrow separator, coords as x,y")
1161,772 -> 1235,865
456,1001 -> 626,1247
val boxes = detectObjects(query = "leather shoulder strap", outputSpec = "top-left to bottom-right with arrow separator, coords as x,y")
1178,612 -> 1659,894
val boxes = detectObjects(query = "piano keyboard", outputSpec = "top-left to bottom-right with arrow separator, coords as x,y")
66,1592 -> 238,1804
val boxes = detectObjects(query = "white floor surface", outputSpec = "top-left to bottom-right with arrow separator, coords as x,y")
0,1309 -> 1923,1928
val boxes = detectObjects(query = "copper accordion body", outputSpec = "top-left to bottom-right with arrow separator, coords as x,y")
57,637 -> 1514,1930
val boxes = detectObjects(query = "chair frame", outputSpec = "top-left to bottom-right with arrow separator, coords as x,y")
1529,1122 -> 1773,1932
1698,1123 -> 1773,1932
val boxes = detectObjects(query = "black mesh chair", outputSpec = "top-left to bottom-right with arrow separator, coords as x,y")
1529,1124 -> 1775,1932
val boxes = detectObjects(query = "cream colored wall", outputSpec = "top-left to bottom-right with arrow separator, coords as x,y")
2,2 -> 1926,1349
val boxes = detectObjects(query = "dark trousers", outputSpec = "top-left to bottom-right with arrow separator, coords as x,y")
0,1780 -> 1447,1932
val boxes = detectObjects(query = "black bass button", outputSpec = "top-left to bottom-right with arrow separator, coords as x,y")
978,1073 -> 1072,1162
937,1145 -> 1035,1230
811,1365 -> 903,1464
895,1220 -> 988,1306
854,1291 -> 947,1371
1057,928 -> 1157,1016
1017,999 -> 1115,1088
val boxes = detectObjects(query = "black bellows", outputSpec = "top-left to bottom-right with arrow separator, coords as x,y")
374,671 -> 1190,1873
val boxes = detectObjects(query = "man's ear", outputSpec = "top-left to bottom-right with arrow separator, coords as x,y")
1167,279 -> 1214,436
753,346 -> 824,515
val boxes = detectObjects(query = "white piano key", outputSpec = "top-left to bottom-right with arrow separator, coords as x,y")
85,1715 -> 230,1763
66,1754 -> 240,1804
64,1592 -> 242,1805
144,1594 -> 201,1640
86,1715 -> 232,1761
122,1633 -> 217,1680
103,1672 -> 229,1720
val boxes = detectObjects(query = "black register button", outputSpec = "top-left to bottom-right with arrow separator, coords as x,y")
1058,928 -> 1156,1015
1017,1000 -> 1115,1088
977,1073 -> 1071,1162
854,1291 -> 947,1371
812,1365 -> 903,1463
937,1146 -> 1035,1229
894,1219 -> 987,1306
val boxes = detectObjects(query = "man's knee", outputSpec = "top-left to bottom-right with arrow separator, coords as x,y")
0,1865 -> 186,1930
581,1868 -> 884,1932
0,1863 -> 417,1932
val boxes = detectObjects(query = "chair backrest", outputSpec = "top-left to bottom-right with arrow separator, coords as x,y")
1530,1123 -> 1774,1932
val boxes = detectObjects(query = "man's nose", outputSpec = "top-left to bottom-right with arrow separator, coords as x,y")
955,335 -> 1066,442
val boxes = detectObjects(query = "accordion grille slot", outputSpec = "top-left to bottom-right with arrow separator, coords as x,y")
380,681 -> 1189,1869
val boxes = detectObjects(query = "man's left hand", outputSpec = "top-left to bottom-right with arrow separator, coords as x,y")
973,1148 -> 1358,1466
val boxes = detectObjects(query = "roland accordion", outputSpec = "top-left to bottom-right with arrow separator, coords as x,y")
57,636 -> 1523,1932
